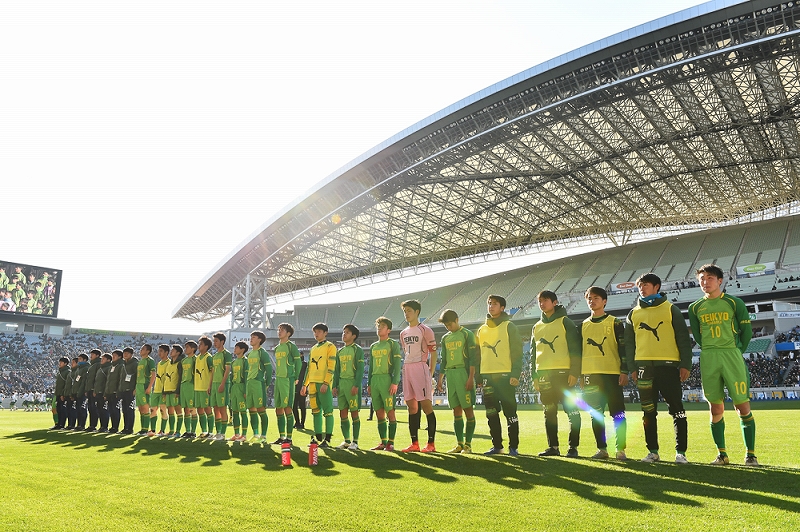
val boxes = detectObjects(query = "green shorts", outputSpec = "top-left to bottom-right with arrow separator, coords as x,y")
135,385 -> 149,407
700,348 -> 750,404
164,392 -> 180,408
179,382 -> 195,408
445,368 -> 475,410
194,390 -> 210,409
337,378 -> 361,412
246,379 -> 265,409
210,383 -> 228,408
274,377 -> 292,409
148,392 -> 163,408
231,383 -> 247,412
307,382 -> 333,414
369,374 -> 395,412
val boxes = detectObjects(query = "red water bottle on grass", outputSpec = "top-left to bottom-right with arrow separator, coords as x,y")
308,440 -> 318,466
282,441 -> 291,466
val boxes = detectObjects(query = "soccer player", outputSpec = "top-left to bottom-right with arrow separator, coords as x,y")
93,354 -> 112,432
533,290 -> 582,458
688,264 -> 758,466
581,286 -> 628,460
85,349 -> 102,431
229,341 -> 250,442
399,300 -> 438,452
272,324 -> 302,445
148,344 -> 170,436
333,324 -> 365,450
118,347 -> 139,435
136,344 -> 156,435
73,354 -> 90,430
65,357 -> 78,429
245,331 -> 272,443
292,352 -> 308,430
477,295 -> 523,456
104,350 -> 124,433
50,357 -> 70,430
195,336 -> 215,438
626,272 -> 693,463
210,333 -> 232,441
163,345 -> 185,438
301,323 -> 337,447
436,309 -> 478,454
368,317 -> 402,451
179,341 -> 198,438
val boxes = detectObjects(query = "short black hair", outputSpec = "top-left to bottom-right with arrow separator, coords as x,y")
312,323 -> 328,333
213,332 -> 227,344
279,323 -> 295,337
636,272 -> 662,290
401,299 -> 421,313
251,331 -> 267,344
537,291 -> 558,303
488,295 -> 507,308
198,336 -> 212,349
696,263 -> 724,279
438,309 -> 458,324
343,323 -> 360,339
235,341 -> 249,352
585,286 -> 608,300
171,344 -> 184,355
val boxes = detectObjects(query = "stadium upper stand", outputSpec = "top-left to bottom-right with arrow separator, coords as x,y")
174,0 -> 800,330
269,215 -> 800,330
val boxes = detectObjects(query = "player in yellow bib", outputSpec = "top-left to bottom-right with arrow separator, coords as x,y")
581,286 -> 629,460
626,273 -> 693,464
195,336 -> 215,438
688,264 -> 758,466
533,290 -> 582,458
148,344 -> 170,436
477,295 -> 523,456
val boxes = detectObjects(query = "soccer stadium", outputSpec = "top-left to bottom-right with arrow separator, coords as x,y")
4,1 -> 800,530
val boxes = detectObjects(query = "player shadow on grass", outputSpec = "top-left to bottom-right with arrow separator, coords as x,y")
10,429 -> 800,514
6,429 -> 290,470
321,449 -> 800,513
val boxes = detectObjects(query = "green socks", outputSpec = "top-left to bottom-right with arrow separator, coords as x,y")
465,416 -> 476,445
249,412 -> 259,436
740,413 -> 756,455
259,412 -> 268,436
454,415 -> 464,444
711,418 -> 727,455
352,418 -> 360,443
341,418 -> 351,441
378,419 -> 388,444
278,413 -> 286,439
388,420 -> 397,444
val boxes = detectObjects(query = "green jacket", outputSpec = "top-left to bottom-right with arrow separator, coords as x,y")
94,360 -> 111,395
86,358 -> 100,393
54,366 -> 70,397
65,366 -> 77,397
74,362 -> 90,396
117,357 -> 139,392
105,358 -> 123,396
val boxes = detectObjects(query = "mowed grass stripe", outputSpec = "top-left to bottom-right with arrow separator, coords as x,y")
1,406 -> 799,531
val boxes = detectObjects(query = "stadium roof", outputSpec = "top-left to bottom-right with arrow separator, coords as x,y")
175,0 -> 800,322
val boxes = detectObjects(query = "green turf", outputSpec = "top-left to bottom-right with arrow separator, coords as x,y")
1,405 -> 799,531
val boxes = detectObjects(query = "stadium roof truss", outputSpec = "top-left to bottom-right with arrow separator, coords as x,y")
176,0 -> 800,325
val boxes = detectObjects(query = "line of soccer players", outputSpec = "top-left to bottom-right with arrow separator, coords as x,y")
48,264 -> 758,466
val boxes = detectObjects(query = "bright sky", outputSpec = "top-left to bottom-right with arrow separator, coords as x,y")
1,0 -> 702,335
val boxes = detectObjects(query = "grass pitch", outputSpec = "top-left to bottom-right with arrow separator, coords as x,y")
1,403 -> 799,531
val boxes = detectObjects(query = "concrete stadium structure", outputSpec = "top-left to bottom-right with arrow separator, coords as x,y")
175,0 -> 800,333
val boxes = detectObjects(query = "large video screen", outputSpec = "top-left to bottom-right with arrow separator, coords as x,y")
0,261 -> 62,318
